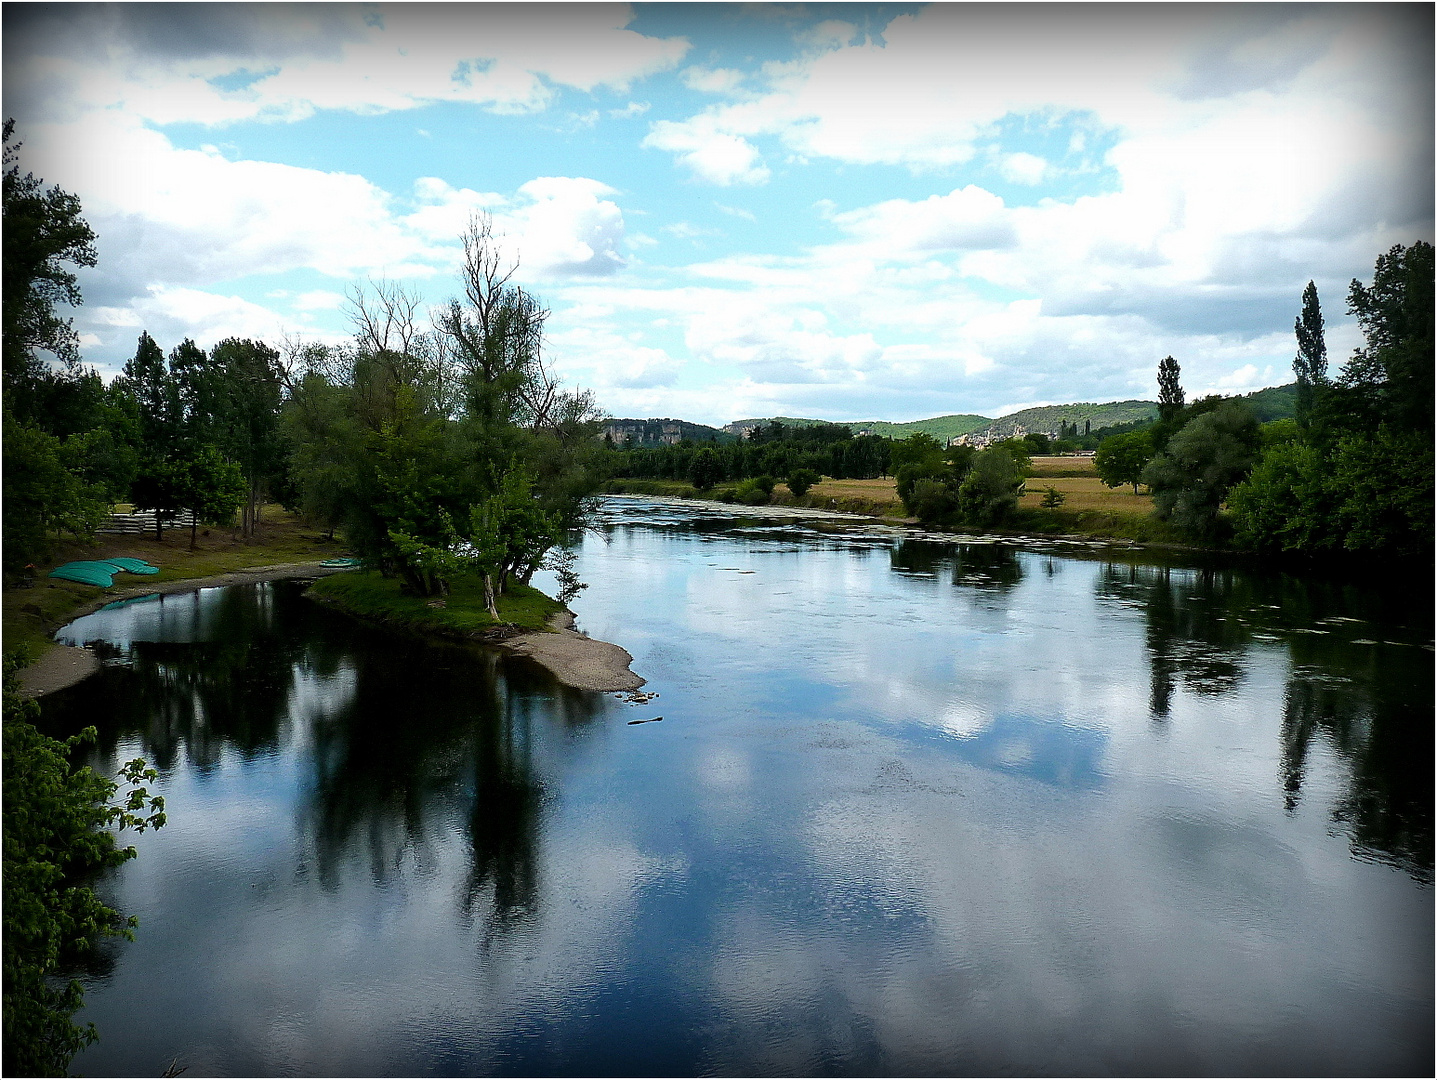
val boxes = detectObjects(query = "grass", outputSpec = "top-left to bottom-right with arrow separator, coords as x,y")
308,571 -> 563,638
3,506 -> 349,665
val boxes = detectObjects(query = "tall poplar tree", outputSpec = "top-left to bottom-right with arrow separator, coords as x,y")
1293,281 -> 1327,429
1156,356 -> 1184,422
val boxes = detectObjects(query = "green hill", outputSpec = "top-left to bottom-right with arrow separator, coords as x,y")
723,384 -> 1296,442
985,400 -> 1158,438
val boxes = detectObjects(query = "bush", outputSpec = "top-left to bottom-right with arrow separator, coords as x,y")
955,446 -> 1023,527
734,479 -> 771,505
787,468 -> 821,497
908,478 -> 958,524
1041,487 -> 1066,509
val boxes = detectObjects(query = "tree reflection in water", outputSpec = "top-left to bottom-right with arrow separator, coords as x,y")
48,581 -> 613,940
890,540 -> 1024,592
1099,560 -> 1433,880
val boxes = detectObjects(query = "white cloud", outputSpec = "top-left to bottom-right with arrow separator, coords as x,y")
643,117 -> 771,185
999,152 -> 1048,186
681,66 -> 746,94
510,177 -> 627,278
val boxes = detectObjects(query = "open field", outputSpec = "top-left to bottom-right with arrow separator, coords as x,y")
4,507 -> 349,663
1021,476 -> 1153,515
1028,455 -> 1099,478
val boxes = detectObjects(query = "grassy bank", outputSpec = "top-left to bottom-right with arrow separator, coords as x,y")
307,571 -> 564,640
3,507 -> 348,664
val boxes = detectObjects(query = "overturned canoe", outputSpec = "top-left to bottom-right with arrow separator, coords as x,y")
48,561 -> 117,587
103,557 -> 160,575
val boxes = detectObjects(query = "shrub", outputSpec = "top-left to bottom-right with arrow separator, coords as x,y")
787,468 -> 821,497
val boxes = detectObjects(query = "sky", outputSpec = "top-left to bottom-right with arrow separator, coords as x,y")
4,2 -> 1432,426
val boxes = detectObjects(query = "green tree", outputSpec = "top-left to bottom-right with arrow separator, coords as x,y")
1228,440 -> 1335,553
1141,399 -> 1260,538
1094,430 -> 1154,494
2,120 -> 97,411
1041,487 -> 1066,509
1157,355 -> 1185,423
1293,280 -> 1327,429
1,418 -> 108,568
1341,241 -> 1434,434
208,338 -> 286,538
955,445 -> 1023,527
3,661 -> 165,1076
786,468 -> 820,497
688,447 -> 721,491
173,445 -> 246,549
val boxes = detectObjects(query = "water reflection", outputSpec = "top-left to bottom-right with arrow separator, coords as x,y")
41,508 -> 1434,1077
48,582 -> 600,939
1096,561 -> 1433,879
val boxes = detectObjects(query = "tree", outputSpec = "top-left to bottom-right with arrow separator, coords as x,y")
688,447 -> 721,491
2,417 -> 107,568
787,468 -> 820,497
1041,487 -> 1067,509
1094,430 -> 1154,494
2,120 -> 97,406
1293,280 -> 1327,429
208,338 -> 285,538
172,446 -> 246,549
3,662 -> 165,1076
1341,241 -> 1434,434
1157,355 -> 1184,423
955,445 -> 1023,527
1141,399 -> 1260,538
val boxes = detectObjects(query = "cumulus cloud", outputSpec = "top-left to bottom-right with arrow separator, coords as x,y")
643,117 -> 771,185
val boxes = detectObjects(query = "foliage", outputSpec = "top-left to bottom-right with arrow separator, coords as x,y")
686,447 -> 722,491
2,415 -> 108,569
954,445 -> 1024,527
1293,280 -> 1327,429
282,219 -> 603,600
1141,400 -> 1260,539
2,120 -> 97,397
733,478 -> 771,505
1040,487 -> 1066,509
1230,243 -> 1434,560
3,658 -> 165,1077
1094,430 -> 1154,494
1157,355 -> 1184,423
786,468 -> 821,497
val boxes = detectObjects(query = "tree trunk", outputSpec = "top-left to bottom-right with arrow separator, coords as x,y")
483,572 -> 500,621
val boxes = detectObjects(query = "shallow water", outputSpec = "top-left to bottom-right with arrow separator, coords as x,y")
46,496 -> 1433,1076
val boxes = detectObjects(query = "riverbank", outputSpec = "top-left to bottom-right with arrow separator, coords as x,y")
7,509 -> 644,698
306,571 -> 646,693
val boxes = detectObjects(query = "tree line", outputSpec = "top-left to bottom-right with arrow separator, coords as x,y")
1086,243 -> 1432,559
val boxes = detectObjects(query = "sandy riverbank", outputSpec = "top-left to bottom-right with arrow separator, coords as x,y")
17,562 -> 643,698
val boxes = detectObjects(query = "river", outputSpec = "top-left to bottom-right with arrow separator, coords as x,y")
43,496 -> 1433,1076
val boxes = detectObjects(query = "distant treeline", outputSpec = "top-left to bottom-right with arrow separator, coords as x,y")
605,420 -> 893,482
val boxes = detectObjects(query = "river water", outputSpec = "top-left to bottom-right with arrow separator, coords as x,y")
45,496 -> 1433,1076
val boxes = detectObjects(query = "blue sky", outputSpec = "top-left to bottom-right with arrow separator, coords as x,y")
5,2 -> 1432,425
